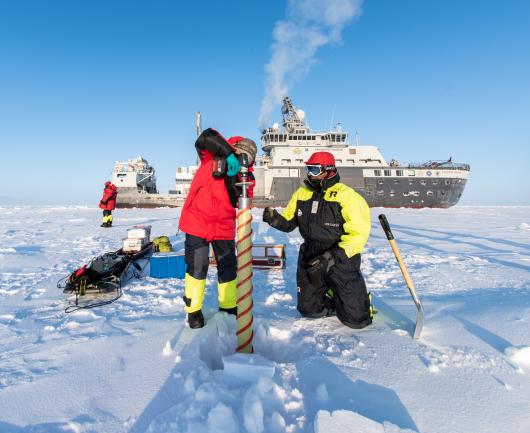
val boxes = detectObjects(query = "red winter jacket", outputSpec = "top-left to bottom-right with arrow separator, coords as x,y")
179,128 -> 241,241
99,182 -> 118,211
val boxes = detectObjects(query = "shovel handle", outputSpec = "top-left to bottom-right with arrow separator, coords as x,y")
378,214 -> 394,240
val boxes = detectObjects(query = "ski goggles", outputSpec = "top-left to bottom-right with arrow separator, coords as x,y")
305,164 -> 325,177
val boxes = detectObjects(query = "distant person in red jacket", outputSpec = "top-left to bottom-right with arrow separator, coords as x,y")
178,128 -> 257,329
99,181 -> 118,227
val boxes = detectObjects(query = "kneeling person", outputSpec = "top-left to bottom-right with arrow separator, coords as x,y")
263,151 -> 372,329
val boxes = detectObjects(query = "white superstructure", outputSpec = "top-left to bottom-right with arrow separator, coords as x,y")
170,166 -> 198,196
111,157 -> 157,194
253,97 -> 388,199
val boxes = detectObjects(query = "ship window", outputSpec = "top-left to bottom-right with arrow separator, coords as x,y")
431,180 -> 438,185
420,180 -> 427,186
408,170 -> 416,176
281,159 -> 291,164
384,170 -> 392,176
336,159 -> 342,163
349,149 -> 356,154
396,170 -> 403,176
302,136 -> 307,140
347,159 -> 355,164
331,134 -> 336,142
117,173 -> 127,178
374,169 -> 381,176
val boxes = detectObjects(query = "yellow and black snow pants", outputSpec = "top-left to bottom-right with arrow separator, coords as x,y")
297,243 -> 372,329
183,234 -> 237,313
102,210 -> 113,225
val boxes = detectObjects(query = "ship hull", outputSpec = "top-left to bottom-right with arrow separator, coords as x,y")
253,166 -> 468,208
116,166 -> 468,209
116,190 -> 185,209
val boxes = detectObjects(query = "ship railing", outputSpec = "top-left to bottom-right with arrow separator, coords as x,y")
407,162 -> 470,171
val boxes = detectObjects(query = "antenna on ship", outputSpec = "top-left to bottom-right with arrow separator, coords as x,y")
355,130 -> 360,146
195,111 -> 202,166
196,111 -> 202,138
329,104 -> 336,131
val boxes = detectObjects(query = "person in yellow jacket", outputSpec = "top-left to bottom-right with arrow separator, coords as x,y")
263,151 -> 372,329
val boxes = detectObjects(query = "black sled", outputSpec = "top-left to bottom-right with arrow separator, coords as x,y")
58,243 -> 152,313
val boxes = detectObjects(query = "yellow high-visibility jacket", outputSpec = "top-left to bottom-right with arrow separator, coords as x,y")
270,176 -> 371,258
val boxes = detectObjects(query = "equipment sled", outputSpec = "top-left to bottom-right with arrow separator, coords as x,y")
58,243 -> 152,312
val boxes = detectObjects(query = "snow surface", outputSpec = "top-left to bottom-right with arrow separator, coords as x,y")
1,206 -> 529,433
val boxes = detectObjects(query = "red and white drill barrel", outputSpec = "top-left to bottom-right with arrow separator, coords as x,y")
236,187 -> 254,353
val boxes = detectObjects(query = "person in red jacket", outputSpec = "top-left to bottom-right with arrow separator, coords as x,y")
99,181 -> 118,227
178,128 -> 257,329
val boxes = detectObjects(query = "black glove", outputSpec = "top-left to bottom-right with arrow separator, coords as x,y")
263,207 -> 279,225
309,251 -> 335,272
306,251 -> 335,288
330,247 -> 349,264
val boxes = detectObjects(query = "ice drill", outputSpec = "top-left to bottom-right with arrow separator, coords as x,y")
236,154 -> 254,353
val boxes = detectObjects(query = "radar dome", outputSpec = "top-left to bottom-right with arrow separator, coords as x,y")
272,123 -> 280,131
296,109 -> 306,121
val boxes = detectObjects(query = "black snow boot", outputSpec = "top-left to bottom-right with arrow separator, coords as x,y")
187,310 -> 205,329
219,306 -> 237,316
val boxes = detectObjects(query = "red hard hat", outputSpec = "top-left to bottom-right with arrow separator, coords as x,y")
227,136 -> 244,146
305,151 -> 335,166
105,181 -> 111,186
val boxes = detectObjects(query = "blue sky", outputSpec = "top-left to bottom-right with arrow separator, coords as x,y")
1,0 -> 529,205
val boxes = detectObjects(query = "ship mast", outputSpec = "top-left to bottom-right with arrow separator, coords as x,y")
196,111 -> 202,138
281,96 -> 305,133
195,111 -> 202,166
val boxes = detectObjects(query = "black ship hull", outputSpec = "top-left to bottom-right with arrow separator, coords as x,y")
116,166 -> 469,209
255,166 -> 468,208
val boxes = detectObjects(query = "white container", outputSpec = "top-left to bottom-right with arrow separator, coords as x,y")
127,225 -> 151,240
122,237 -> 149,253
